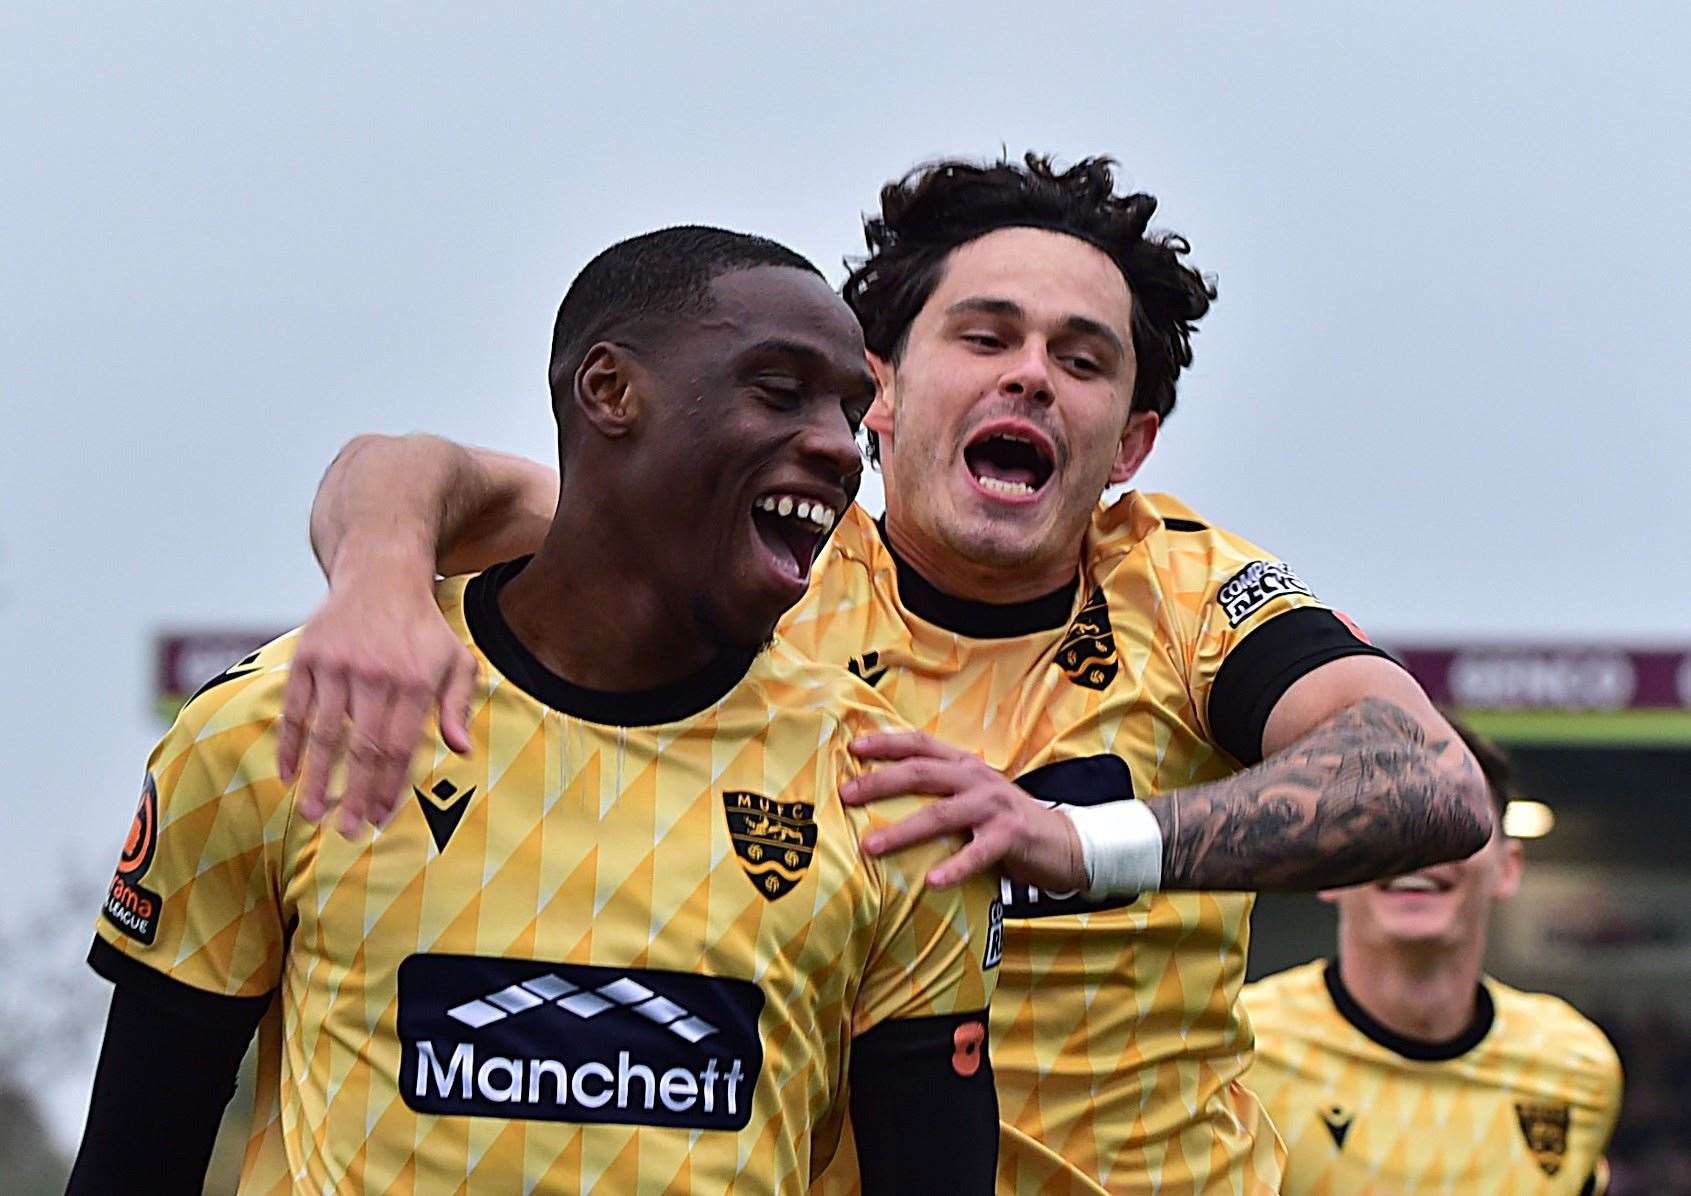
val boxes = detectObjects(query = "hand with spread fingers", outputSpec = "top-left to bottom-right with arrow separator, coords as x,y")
842,730 -> 1086,891
277,577 -> 477,835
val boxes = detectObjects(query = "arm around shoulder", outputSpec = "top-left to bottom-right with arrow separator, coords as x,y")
311,433 -> 557,579
284,433 -> 555,829
1147,653 -> 1493,892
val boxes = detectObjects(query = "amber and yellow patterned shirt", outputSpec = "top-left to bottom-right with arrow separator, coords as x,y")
794,493 -> 1386,1195
1242,960 -> 1622,1196
91,559 -> 999,1195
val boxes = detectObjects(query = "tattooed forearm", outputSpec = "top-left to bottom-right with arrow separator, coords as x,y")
1152,698 -> 1493,892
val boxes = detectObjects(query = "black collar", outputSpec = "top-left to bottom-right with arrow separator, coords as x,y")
875,516 -> 1077,639
1323,958 -> 1495,1062
464,558 -> 757,727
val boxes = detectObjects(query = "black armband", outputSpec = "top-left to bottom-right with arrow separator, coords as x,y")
1209,607 -> 1393,764
850,1009 -> 997,1194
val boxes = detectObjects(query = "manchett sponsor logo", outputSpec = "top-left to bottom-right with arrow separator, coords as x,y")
399,956 -> 763,1131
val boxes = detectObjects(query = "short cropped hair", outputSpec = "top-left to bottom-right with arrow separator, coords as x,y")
1442,712 -> 1516,821
549,225 -> 822,417
841,154 -> 1217,463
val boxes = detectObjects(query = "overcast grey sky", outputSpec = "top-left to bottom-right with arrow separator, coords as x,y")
4,0 -> 1687,1143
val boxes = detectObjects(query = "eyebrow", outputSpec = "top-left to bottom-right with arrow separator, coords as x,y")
944,296 -> 1127,359
741,336 -> 829,363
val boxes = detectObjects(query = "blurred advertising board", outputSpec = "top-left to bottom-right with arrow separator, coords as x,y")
154,629 -> 288,721
1389,644 -> 1691,745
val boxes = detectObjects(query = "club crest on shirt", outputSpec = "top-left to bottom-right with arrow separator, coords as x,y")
1319,1102 -> 1355,1149
1218,560 -> 1314,627
1515,1100 -> 1570,1175
847,650 -> 889,688
723,792 -> 817,901
103,773 -> 163,945
1053,585 -> 1118,690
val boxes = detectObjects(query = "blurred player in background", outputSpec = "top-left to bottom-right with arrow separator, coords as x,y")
68,227 -> 1001,1194
1243,717 -> 1622,1194
281,155 -> 1493,1193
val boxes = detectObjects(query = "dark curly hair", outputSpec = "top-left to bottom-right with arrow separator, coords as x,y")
841,153 -> 1217,462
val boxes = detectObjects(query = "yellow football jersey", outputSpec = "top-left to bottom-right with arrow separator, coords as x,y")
1243,960 -> 1622,1195
92,560 -> 999,1194
795,494 -> 1387,1195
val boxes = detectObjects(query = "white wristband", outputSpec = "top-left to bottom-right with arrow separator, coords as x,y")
1060,800 -> 1164,899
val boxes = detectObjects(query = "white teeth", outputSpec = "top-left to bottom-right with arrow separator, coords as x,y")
1386,876 -> 1441,892
976,475 -> 1035,497
755,494 -> 836,532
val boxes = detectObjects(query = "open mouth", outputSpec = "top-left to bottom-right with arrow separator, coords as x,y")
750,492 -> 837,582
1381,874 -> 1453,894
963,428 -> 1056,499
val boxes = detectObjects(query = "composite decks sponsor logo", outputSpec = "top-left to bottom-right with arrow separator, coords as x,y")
1217,560 -> 1314,627
398,955 -> 764,1130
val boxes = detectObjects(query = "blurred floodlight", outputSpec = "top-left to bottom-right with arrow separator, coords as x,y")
1504,799 -> 1556,839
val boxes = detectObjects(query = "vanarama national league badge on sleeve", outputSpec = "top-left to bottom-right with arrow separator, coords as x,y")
103,773 -> 163,945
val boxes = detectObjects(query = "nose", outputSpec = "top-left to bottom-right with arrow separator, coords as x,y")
998,340 -> 1055,406
798,403 -> 866,493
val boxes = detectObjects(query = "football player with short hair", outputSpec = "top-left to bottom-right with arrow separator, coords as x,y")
1243,717 -> 1622,1194
69,226 -> 1001,1195
273,155 -> 1494,1193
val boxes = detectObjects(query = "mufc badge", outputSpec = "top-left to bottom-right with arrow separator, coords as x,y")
1515,1101 -> 1571,1175
1053,585 -> 1119,691
723,791 -> 817,901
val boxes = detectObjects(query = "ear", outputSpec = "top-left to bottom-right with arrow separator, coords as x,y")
1492,836 -> 1525,901
1317,887 -> 1343,906
573,342 -> 643,438
863,350 -> 896,443
1107,409 -> 1160,486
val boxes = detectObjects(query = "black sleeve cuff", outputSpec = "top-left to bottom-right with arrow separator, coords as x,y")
1208,608 -> 1394,765
88,936 -> 275,1034
850,1009 -> 998,1193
